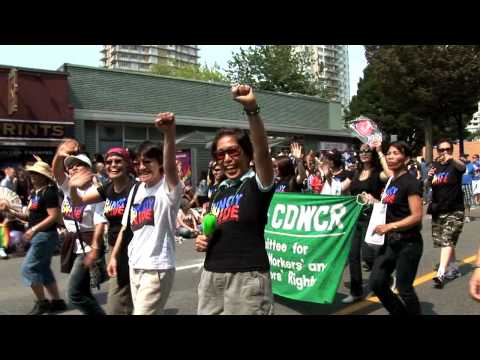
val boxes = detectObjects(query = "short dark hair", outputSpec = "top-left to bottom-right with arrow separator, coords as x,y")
437,138 -> 453,149
276,156 -> 295,178
211,128 -> 253,162
388,141 -> 413,158
136,141 -> 163,164
324,149 -> 343,168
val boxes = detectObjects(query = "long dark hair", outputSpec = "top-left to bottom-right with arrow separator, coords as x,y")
356,144 -> 381,172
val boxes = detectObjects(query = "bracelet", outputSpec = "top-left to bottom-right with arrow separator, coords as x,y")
244,105 -> 260,116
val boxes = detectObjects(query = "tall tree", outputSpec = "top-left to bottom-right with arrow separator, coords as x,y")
348,45 -> 480,161
226,46 -> 328,97
150,62 -> 228,83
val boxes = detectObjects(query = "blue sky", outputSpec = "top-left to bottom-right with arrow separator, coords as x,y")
0,45 -> 366,99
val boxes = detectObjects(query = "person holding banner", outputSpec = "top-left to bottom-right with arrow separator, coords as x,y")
369,141 -> 424,315
195,85 -> 275,315
342,141 -> 392,303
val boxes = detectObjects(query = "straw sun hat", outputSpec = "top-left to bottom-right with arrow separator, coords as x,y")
25,160 -> 54,181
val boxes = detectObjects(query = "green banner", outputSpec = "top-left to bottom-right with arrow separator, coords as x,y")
265,193 -> 363,304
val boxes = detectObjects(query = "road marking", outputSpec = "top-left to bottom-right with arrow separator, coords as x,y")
333,254 -> 477,315
176,262 -> 204,271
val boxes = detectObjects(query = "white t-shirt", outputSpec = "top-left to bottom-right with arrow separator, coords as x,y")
321,179 -> 342,195
60,179 -> 107,254
122,177 -> 183,270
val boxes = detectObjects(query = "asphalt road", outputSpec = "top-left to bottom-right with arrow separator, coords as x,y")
1,208 -> 479,315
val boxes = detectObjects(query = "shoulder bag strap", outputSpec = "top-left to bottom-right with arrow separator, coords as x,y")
126,182 -> 140,231
380,176 -> 394,203
73,219 -> 86,255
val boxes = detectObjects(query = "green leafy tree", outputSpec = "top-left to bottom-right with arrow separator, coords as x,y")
226,46 -> 328,97
150,62 -> 228,83
347,45 -> 480,161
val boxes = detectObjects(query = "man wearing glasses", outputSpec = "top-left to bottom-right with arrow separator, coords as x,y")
428,139 -> 466,289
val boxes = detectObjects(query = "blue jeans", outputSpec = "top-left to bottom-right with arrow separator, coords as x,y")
67,254 -> 106,315
21,231 -> 58,287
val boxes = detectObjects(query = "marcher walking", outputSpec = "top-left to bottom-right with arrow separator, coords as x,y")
195,85 -> 275,315
0,159 -> 67,314
428,139 -> 466,288
369,141 -> 424,315
107,113 -> 183,315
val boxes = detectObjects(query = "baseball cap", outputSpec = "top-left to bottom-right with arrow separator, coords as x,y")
64,154 -> 92,169
105,147 -> 130,161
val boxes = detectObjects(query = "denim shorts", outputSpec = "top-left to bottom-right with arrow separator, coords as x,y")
21,231 -> 59,287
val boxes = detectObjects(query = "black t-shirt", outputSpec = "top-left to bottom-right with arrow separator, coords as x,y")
28,185 -> 59,232
97,180 -> 136,246
275,176 -> 303,193
431,160 -> 465,213
383,173 -> 423,233
205,174 -> 275,272
333,169 -> 353,182
350,170 -> 384,220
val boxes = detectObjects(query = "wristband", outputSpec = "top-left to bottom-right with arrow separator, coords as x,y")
244,105 -> 260,116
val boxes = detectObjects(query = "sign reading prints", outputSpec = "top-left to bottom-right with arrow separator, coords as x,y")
265,193 -> 363,304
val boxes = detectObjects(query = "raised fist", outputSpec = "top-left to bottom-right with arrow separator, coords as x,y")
57,139 -> 79,158
154,112 -> 175,131
231,85 -> 257,111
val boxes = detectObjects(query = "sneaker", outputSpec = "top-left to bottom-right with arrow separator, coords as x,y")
342,295 -> 363,304
445,268 -> 461,280
433,275 -> 445,289
362,263 -> 372,272
0,248 -> 8,259
390,275 -> 397,291
27,300 -> 51,315
49,299 -> 67,313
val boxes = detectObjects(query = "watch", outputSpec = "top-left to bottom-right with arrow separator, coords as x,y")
244,105 -> 260,116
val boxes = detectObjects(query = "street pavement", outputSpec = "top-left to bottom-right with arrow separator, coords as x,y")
1,207 -> 479,315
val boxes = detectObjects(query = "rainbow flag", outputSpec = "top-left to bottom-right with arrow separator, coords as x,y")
0,224 -> 10,249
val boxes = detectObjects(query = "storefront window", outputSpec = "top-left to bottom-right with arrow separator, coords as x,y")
125,126 -> 146,140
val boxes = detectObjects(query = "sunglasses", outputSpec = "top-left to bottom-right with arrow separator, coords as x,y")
67,163 -> 87,170
359,149 -> 372,154
437,147 -> 452,153
105,159 -> 124,165
214,146 -> 241,161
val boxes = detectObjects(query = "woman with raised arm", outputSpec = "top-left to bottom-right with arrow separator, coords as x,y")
341,140 -> 392,304
274,142 -> 307,193
195,85 -> 275,315
369,141 -> 424,315
107,113 -> 183,315
68,147 -> 136,315
52,139 -> 108,315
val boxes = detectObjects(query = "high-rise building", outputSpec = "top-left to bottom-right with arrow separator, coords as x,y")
295,45 -> 350,109
467,102 -> 480,138
101,45 -> 199,72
